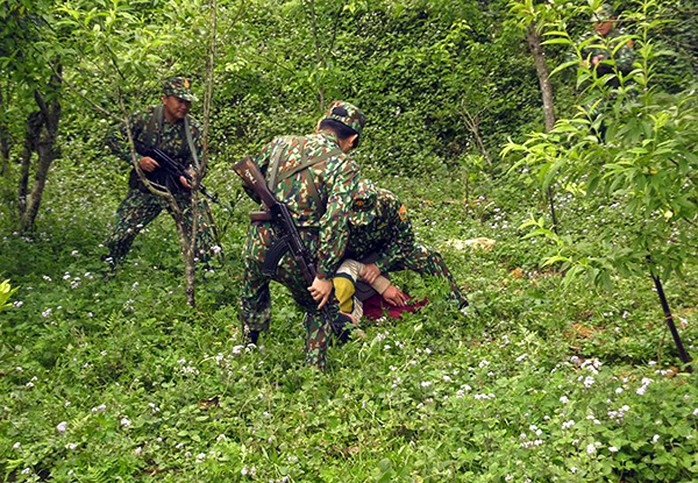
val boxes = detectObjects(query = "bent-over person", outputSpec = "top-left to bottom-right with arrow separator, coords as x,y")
333,180 -> 470,322
240,101 -> 366,370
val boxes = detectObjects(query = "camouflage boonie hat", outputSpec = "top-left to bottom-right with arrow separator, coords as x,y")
349,180 -> 377,226
163,76 -> 197,102
323,100 -> 366,139
591,4 -> 615,22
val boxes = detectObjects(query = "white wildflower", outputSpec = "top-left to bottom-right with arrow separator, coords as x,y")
56,421 -> 67,432
562,420 -> 575,429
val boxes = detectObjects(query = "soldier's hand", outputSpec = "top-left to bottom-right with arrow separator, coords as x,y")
139,156 -> 160,172
308,276 -> 333,309
382,285 -> 407,307
360,263 -> 381,284
180,169 -> 196,189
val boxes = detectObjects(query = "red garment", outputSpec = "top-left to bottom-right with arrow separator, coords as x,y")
362,294 -> 428,320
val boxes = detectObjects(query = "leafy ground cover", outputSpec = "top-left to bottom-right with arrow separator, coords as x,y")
1,160 -> 696,482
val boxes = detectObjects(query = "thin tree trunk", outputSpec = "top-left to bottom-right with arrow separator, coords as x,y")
173,208 -> 196,308
18,111 -> 42,217
459,104 -> 492,165
649,269 -> 692,372
0,87 -> 10,176
527,24 -> 559,234
20,66 -> 62,233
526,25 -> 556,131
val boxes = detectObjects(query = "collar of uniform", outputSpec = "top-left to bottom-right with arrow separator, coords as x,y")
317,130 -> 341,147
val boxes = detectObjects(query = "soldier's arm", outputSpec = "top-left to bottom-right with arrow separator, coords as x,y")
315,159 -> 360,278
374,196 -> 415,273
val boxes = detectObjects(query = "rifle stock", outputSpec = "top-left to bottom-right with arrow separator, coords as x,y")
232,157 -> 277,209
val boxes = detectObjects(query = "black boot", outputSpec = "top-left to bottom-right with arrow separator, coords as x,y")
246,330 -> 259,346
330,313 -> 353,345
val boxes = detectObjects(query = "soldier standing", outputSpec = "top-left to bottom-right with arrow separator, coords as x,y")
333,179 -> 470,322
103,76 -> 215,271
240,101 -> 366,370
580,4 -> 634,79
578,4 -> 635,140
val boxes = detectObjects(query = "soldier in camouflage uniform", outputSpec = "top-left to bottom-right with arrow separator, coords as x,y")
333,179 -> 469,321
240,101 -> 366,370
578,4 -> 635,140
580,4 -> 635,79
103,76 -> 215,270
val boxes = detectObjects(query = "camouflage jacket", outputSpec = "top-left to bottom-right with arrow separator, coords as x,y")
253,131 -> 360,279
107,106 -> 203,192
345,187 -> 414,273
579,27 -> 635,76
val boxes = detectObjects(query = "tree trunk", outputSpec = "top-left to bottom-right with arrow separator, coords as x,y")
19,67 -> 62,233
650,270 -> 692,372
526,25 -> 556,131
527,24 -> 559,233
18,111 -> 42,217
0,87 -> 10,176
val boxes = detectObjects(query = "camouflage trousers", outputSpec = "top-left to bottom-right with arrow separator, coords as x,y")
241,222 -> 344,370
386,245 -> 468,308
104,188 -> 215,269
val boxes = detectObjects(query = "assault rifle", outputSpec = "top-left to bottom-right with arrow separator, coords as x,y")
133,140 -> 218,203
232,156 -> 350,342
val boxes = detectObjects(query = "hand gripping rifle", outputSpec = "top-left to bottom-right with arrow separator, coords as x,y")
232,156 -> 350,342
133,140 -> 218,204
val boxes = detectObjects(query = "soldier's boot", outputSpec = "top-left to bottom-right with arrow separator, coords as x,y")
330,313 -> 354,345
99,254 -> 118,280
246,330 -> 260,346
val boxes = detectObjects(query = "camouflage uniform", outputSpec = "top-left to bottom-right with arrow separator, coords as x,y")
240,101 -> 366,370
579,28 -> 634,80
104,77 -> 215,269
577,4 -> 635,140
338,180 -> 469,309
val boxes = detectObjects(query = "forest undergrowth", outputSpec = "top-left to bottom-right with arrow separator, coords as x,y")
1,158 -> 696,481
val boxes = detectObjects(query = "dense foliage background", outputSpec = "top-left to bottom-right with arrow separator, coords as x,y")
1,0 -> 696,480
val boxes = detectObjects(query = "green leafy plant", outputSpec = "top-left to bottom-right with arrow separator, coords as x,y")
503,0 -> 696,369
0,279 -> 18,312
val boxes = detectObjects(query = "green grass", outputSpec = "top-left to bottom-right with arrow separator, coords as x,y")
1,163 -> 696,482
